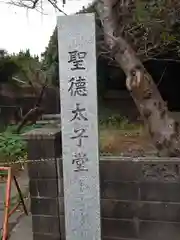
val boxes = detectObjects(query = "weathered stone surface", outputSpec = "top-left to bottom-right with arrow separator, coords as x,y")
140,182 -> 180,202
32,215 -> 60,235
29,179 -> 58,198
100,159 -> 141,182
23,128 -> 60,140
28,160 -> 57,179
24,128 -> 62,239
58,13 -> 101,240
141,163 -> 180,182
101,182 -> 139,200
33,233 -> 61,240
140,221 -> 180,240
31,198 -> 59,216
102,219 -> 139,239
23,137 -> 180,240
138,202 -> 180,222
101,199 -> 138,219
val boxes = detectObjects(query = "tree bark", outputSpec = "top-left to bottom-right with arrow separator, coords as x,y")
96,0 -> 180,157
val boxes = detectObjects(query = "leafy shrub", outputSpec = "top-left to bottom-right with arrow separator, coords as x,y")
0,123 -> 44,163
99,114 -> 141,130
0,132 -> 27,163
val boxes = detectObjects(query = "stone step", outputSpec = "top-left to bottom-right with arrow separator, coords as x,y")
41,114 -> 61,120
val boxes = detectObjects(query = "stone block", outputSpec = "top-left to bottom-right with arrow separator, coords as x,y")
33,233 -> 61,240
139,202 -> 180,222
101,182 -> 139,200
102,218 -> 139,239
28,160 -> 57,179
31,198 -> 59,216
101,199 -> 138,219
140,221 -> 180,240
29,179 -> 58,198
32,215 -> 60,235
100,159 -> 141,182
140,182 -> 180,202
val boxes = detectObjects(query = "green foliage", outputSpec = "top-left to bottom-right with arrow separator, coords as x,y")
41,0 -> 180,98
42,0 -> 180,94
99,114 -> 141,130
0,124 -> 43,164
135,0 -> 166,22
0,49 -> 43,86
41,29 -> 58,85
0,132 -> 26,162
133,0 -> 180,57
10,49 -> 44,85
0,56 -> 19,83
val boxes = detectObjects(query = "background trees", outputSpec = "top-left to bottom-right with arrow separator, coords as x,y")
5,0 -> 180,156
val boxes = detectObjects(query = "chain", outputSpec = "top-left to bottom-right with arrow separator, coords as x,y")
0,157 -> 61,166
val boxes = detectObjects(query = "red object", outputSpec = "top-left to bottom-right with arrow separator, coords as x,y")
2,167 -> 11,240
0,167 -> 28,240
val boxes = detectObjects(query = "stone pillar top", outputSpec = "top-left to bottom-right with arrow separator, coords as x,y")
22,128 -> 61,140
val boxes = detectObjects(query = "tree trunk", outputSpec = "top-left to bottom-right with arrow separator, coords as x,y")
96,0 -> 180,157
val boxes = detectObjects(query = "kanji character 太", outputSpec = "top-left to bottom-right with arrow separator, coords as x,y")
71,103 -> 88,122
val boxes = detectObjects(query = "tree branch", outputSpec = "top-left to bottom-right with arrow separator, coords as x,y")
95,0 -> 180,157
8,0 -> 67,15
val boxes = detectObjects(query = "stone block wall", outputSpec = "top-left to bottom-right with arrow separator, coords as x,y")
58,158 -> 180,240
99,157 -> 180,240
24,128 -> 180,240
23,128 -> 62,240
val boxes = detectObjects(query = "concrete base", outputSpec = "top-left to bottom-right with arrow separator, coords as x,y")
9,215 -> 32,240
